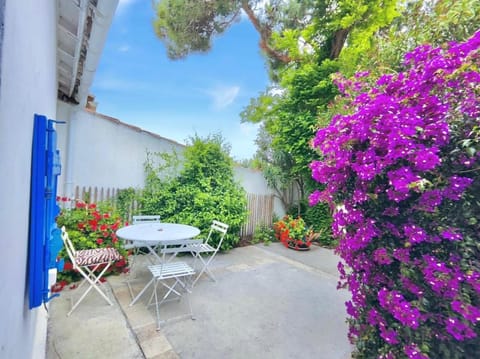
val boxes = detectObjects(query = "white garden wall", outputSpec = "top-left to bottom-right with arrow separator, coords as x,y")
234,166 -> 285,217
0,1 -> 57,357
56,102 -> 185,196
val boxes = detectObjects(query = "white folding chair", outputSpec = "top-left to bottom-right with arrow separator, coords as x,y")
60,226 -> 121,316
129,240 -> 196,330
159,238 -> 203,263
123,215 -> 161,271
190,220 -> 229,286
132,215 -> 161,224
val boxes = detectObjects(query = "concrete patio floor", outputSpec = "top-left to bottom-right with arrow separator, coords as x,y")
46,243 -> 352,359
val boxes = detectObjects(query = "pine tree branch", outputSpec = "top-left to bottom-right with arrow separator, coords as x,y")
240,0 -> 291,64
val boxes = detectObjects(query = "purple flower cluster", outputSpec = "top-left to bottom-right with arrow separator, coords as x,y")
310,31 -> 480,357
368,308 -> 400,344
403,223 -> 428,244
451,300 -> 480,324
378,288 -> 421,329
421,255 -> 462,299
445,317 -> 477,341
404,344 -> 429,359
373,248 -> 393,265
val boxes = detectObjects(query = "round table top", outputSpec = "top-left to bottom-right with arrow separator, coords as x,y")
116,222 -> 200,243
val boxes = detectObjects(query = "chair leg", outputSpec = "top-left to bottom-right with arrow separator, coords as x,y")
130,277 -> 155,306
150,277 -> 195,330
192,254 -> 216,287
185,283 -> 195,320
125,251 -> 142,300
153,280 -> 162,330
128,248 -> 140,276
68,262 -> 114,316
154,279 -> 180,330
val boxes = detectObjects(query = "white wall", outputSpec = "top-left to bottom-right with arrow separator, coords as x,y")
234,166 -> 285,217
57,103 -> 186,196
0,1 -> 57,358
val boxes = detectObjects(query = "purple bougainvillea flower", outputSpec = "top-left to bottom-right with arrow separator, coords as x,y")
373,248 -> 393,265
388,167 -> 421,193
403,223 -> 428,244
443,176 -> 474,200
411,147 -> 440,171
445,317 -> 477,341
440,229 -> 462,241
404,344 -> 429,359
417,189 -> 442,212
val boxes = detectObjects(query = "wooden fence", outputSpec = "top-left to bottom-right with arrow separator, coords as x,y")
240,193 -> 274,237
74,185 -> 120,203
70,186 -> 274,237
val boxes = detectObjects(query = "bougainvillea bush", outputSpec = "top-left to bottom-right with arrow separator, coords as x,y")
310,32 -> 480,358
55,198 -> 129,286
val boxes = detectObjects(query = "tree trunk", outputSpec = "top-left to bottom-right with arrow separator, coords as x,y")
330,28 -> 350,59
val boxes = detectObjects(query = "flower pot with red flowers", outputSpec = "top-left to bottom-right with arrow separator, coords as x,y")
273,215 -> 316,251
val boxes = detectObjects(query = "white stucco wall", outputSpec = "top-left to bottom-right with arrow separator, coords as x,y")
56,103 -> 186,196
0,1 -> 57,358
234,166 -> 285,217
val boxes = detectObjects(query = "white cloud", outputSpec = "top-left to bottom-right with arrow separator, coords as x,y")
116,0 -> 138,15
118,44 -> 130,52
206,85 -> 240,110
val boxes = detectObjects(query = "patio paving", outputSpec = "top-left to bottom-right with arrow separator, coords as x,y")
46,243 -> 352,359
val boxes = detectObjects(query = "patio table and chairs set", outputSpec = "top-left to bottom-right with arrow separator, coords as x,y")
60,216 -> 229,329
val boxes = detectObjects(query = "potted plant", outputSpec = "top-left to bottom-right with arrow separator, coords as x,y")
273,215 -> 317,251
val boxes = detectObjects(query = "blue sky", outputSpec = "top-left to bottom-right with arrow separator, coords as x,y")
91,0 -> 271,160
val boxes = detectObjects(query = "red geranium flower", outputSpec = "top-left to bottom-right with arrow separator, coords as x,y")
92,211 -> 102,221
76,201 -> 86,209
51,280 -> 67,293
89,219 -> 98,231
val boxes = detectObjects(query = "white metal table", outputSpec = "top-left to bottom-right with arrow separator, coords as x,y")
116,222 -> 200,262
116,222 -> 200,305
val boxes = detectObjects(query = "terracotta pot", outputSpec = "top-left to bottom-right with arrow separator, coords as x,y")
287,242 -> 311,251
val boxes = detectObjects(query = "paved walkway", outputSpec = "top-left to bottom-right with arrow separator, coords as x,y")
46,243 -> 352,359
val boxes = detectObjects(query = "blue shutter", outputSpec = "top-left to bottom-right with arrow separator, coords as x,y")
28,114 -> 64,309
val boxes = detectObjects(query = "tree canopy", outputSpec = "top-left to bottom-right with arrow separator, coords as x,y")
153,0 -> 316,64
151,0 -> 480,218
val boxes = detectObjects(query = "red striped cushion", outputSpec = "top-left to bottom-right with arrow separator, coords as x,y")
75,247 -> 121,266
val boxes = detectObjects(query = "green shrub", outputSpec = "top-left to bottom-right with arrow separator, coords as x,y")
116,187 -> 137,221
252,223 -> 275,245
140,134 -> 248,250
